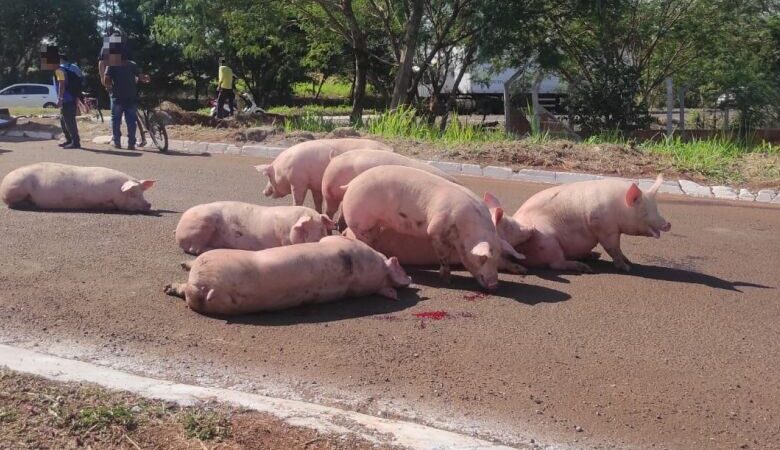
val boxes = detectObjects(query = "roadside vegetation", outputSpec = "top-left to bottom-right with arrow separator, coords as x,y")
0,368 -> 395,450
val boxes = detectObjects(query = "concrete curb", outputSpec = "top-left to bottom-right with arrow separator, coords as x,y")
90,136 -> 780,206
0,344 -> 517,450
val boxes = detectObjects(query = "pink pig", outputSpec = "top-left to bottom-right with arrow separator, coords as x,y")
343,226 -> 527,274
175,202 -> 334,255
341,166 -> 515,290
1,162 -> 154,212
255,138 -> 392,212
164,236 -> 412,315
487,175 -> 672,272
322,149 -> 458,219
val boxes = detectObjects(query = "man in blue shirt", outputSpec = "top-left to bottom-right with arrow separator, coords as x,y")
55,53 -> 84,149
103,57 -> 149,150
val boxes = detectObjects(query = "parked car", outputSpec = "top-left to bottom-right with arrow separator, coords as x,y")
0,83 -> 58,109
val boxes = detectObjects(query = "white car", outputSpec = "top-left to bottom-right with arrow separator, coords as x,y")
0,83 -> 59,109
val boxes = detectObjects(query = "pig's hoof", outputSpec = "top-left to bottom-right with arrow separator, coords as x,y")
575,262 -> 594,273
587,251 -> 602,261
439,268 -> 452,284
614,261 -> 631,272
163,284 -> 175,295
180,261 -> 193,271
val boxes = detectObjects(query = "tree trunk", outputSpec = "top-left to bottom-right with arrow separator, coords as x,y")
390,0 -> 424,109
440,47 -> 475,132
351,48 -> 369,124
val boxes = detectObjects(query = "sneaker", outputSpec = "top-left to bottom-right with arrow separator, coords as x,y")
63,142 -> 81,149
113,142 -> 122,149
58,140 -> 72,147
127,144 -> 136,150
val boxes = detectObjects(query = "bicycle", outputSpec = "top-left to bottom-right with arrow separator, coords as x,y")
134,97 -> 168,152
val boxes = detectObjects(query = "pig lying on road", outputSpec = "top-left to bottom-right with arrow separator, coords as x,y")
255,138 -> 392,212
175,202 -> 334,255
487,175 -> 671,272
342,166 -> 516,290
322,149 -> 458,220
0,162 -> 154,212
164,236 -> 412,315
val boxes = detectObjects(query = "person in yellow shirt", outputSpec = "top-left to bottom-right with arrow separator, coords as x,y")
216,58 -> 235,118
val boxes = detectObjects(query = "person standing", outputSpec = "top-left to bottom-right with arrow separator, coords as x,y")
103,57 -> 149,150
55,53 -> 84,149
216,57 -> 235,118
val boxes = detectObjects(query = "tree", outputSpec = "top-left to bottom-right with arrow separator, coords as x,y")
0,0 -> 99,86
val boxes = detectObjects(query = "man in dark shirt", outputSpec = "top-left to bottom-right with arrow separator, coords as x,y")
103,59 -> 149,150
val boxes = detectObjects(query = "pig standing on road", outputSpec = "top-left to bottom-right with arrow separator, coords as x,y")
0,162 -> 155,212
255,138 -> 393,212
164,236 -> 412,315
175,202 -> 335,255
341,166 -> 517,290
321,149 -> 458,220
486,175 -> 672,272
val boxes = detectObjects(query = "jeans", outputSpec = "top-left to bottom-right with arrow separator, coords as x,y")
216,88 -> 235,118
60,101 -> 80,144
111,100 -> 137,146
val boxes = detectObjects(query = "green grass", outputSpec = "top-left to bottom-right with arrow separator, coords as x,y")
363,106 -> 508,144
4,107 -> 56,116
293,78 -> 373,99
283,112 -> 338,133
180,410 -> 230,441
75,405 -> 137,431
640,136 -> 777,182
268,105 -> 374,116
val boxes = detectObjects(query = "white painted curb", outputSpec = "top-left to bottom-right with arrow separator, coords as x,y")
88,135 -> 780,206
0,344 -> 516,450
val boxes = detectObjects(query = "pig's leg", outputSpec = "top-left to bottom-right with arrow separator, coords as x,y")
539,236 -> 593,273
163,283 -> 186,299
427,219 -> 454,283
499,257 -> 527,274
311,189 -> 324,213
291,184 -> 306,206
598,233 -> 631,272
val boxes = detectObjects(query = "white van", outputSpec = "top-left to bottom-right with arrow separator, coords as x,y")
0,83 -> 59,109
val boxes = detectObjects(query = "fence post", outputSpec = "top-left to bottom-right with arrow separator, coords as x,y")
532,72 -> 542,133
665,77 -> 673,138
503,68 -> 523,136
723,108 -> 730,131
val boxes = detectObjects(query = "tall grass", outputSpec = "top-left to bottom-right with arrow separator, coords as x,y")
282,113 -> 337,133
364,106 -> 508,144
640,136 -> 776,181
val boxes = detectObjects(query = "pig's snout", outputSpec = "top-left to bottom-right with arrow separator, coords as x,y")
478,275 -> 499,291
661,222 -> 671,232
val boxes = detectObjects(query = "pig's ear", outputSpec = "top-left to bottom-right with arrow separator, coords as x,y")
255,164 -> 273,177
377,287 -> 399,300
483,192 -> 502,209
292,215 -> 313,231
139,180 -> 155,191
500,239 -> 525,262
493,207 -> 504,224
626,183 -> 642,207
320,214 -> 336,231
120,180 -> 140,193
386,256 -> 412,286
648,173 -> 664,197
470,241 -> 492,263
328,148 -> 338,160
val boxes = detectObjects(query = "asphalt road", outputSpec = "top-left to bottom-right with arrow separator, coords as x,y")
1,138 -> 778,450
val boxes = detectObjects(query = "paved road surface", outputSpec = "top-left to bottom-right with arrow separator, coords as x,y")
1,138 -> 778,449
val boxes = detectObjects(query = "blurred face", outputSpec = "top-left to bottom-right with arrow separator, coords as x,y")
40,45 -> 59,70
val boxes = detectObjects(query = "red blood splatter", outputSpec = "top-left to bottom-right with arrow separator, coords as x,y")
463,292 -> 489,301
413,311 -> 449,320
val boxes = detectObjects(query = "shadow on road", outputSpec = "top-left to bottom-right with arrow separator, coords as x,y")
559,259 -> 772,292
626,262 -> 773,292
7,205 -> 179,217
409,269 -> 571,305
0,149 -> 12,155
159,150 -> 211,157
81,147 -> 143,157
225,287 -> 423,326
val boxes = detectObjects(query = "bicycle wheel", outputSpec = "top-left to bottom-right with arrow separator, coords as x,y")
136,110 -> 148,147
147,114 -> 168,152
